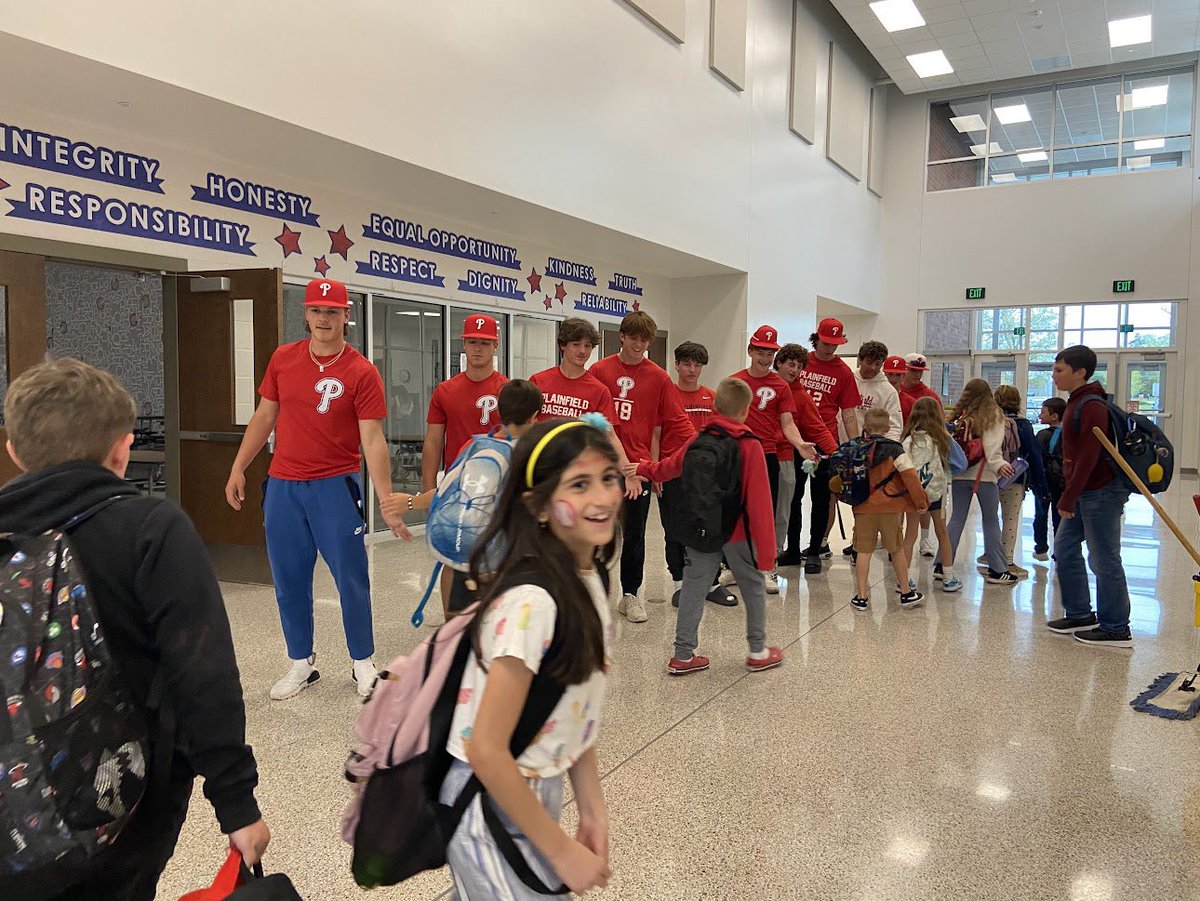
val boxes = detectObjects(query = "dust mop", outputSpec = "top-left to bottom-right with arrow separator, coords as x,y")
1090,427 -> 1200,719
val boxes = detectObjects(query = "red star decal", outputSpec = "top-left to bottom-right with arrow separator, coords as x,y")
543,296 -> 553,310
275,224 -> 302,258
0,177 -> 8,191
554,282 -> 567,304
314,255 -> 331,277
328,224 -> 354,260
526,268 -> 542,293
631,299 -> 641,312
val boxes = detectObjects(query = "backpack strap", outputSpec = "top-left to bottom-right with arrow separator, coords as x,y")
411,562 -> 444,628
61,494 -> 133,531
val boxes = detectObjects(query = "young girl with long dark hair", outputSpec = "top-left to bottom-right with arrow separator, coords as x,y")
902,397 -> 958,591
441,417 -> 620,898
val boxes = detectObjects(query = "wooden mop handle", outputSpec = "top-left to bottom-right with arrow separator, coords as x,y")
1091,426 -> 1200,568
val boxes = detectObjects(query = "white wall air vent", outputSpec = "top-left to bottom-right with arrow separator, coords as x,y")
1032,55 -> 1072,74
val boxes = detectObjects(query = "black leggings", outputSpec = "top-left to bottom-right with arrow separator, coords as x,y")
620,489 -> 654,595
797,458 -> 833,555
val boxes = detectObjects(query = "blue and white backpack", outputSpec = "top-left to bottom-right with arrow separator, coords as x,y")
411,431 -> 512,627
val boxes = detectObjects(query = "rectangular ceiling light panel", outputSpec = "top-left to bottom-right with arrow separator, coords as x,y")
991,173 -> 1018,182
1018,150 -> 1048,163
993,104 -> 1031,125
950,114 -> 987,133
1134,138 -> 1165,150
908,49 -> 954,78
870,0 -> 926,33
1108,15 -> 1151,48
1126,155 -> 1152,169
970,142 -> 1004,156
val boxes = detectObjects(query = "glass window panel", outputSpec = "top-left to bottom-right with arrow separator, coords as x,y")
448,308 -> 507,378
1120,135 -> 1191,172
1082,329 -> 1119,348
1051,144 -> 1119,179
1063,305 -> 1082,329
980,360 -> 1017,388
512,315 -> 559,380
1125,302 -> 1173,329
990,152 -> 1049,184
1063,329 -> 1082,347
927,159 -> 984,191
1092,360 -> 1110,391
1030,330 -> 1060,350
1054,77 -> 1122,147
929,97 -> 989,162
1026,363 -> 1056,422
991,87 -> 1053,154
924,310 -> 972,353
1126,362 -> 1167,414
1029,306 -> 1060,331
1121,68 -> 1193,140
1083,304 -> 1119,329
1125,328 -> 1171,348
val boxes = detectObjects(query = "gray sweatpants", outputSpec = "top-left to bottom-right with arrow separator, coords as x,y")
677,540 -> 766,660
946,478 -> 1007,574
775,459 -> 796,555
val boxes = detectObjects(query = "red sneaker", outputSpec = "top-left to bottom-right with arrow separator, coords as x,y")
667,654 -> 710,675
745,647 -> 784,672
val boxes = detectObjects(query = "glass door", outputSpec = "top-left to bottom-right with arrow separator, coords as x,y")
1124,355 -> 1173,443
929,356 -> 970,408
1025,353 -> 1059,425
977,355 -> 1018,391
1091,353 -> 1117,395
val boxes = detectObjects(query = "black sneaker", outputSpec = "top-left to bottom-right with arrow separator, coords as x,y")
848,548 -> 858,567
986,569 -> 1019,585
842,546 -> 855,558
671,589 -> 681,608
933,562 -> 944,581
1047,613 -> 1098,634
819,543 -> 832,559
851,595 -> 869,611
899,590 -> 924,609
777,550 -> 804,567
1074,627 -> 1133,649
804,553 -> 822,574
706,585 -> 738,607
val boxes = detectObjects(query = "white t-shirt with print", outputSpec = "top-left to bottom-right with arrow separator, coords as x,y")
447,569 -> 614,779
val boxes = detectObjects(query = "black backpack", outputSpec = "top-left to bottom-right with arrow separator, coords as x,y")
1075,395 -> 1174,494
0,498 -> 158,888
670,424 -> 754,554
827,436 -> 905,506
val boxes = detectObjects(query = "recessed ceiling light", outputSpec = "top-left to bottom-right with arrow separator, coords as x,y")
950,114 -> 986,133
992,173 -> 1018,183
970,142 -> 1004,156
994,104 -> 1032,125
1126,155 -> 1152,169
1109,15 -> 1151,48
1132,84 -> 1169,108
907,50 -> 954,78
1134,138 -> 1165,150
1018,150 -> 1048,163
870,0 -> 926,33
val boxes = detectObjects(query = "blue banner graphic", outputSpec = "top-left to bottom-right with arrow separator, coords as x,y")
608,272 -> 643,296
191,172 -> 319,225
575,291 -> 630,318
458,269 -> 525,302
8,183 -> 254,255
364,213 -> 520,270
0,123 -> 163,193
356,249 -> 445,287
546,256 -> 596,286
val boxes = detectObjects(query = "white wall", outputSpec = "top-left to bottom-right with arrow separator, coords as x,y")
878,86 -> 1200,466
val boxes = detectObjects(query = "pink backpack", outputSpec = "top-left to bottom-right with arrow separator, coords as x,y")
341,564 -> 601,892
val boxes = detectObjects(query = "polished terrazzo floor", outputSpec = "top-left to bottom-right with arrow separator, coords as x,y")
159,481 -> 1200,900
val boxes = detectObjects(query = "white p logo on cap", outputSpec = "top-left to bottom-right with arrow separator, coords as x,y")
320,282 -> 332,297
476,318 -> 485,331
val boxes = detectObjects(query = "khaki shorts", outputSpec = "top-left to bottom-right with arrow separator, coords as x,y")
853,512 -> 904,554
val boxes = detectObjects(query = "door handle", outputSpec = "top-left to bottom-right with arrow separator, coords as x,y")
179,431 -> 245,443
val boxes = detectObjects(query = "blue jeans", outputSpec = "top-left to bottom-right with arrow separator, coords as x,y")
1032,489 -> 1062,553
1054,482 -> 1131,633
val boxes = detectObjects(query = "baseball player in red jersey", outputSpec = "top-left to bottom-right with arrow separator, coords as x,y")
421,314 -> 507,615
590,311 -> 694,623
224,278 -> 407,701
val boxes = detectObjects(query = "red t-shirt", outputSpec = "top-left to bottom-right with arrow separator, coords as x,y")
259,340 -> 386,481
731,369 -> 796,455
427,370 -> 508,469
790,379 -> 838,455
794,356 -> 861,436
529,367 -> 617,422
662,384 -> 713,458
589,355 -> 693,462
899,380 -> 943,422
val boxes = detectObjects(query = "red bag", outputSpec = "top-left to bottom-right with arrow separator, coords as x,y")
179,849 -> 243,901
179,850 -> 302,900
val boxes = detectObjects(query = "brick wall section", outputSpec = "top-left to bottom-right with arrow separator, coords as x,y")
927,102 -> 983,191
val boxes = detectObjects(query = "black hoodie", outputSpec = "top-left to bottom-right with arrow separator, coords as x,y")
0,461 -> 260,834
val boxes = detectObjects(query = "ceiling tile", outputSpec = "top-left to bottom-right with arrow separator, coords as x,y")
1059,12 -> 1109,38
928,17 -> 977,36
963,0 -> 1012,14
1105,0 -> 1155,17
939,31 -> 986,48
971,11 -> 1020,34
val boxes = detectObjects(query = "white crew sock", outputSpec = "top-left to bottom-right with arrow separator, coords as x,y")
673,580 -> 682,592
748,648 -> 769,660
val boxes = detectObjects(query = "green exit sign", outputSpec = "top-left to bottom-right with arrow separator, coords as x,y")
966,287 -> 986,300
1113,279 -> 1135,293
1120,323 -> 1134,334
1013,326 -> 1026,336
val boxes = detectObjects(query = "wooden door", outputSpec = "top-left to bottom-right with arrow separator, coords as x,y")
176,268 -> 281,582
0,251 -> 47,484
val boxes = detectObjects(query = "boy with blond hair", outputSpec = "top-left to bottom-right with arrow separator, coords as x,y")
846,407 -> 929,612
626,378 -> 782,675
0,358 -> 267,900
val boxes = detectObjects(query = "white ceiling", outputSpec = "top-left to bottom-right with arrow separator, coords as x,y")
831,0 -> 1200,94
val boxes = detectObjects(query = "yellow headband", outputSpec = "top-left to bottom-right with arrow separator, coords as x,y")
525,420 -> 587,488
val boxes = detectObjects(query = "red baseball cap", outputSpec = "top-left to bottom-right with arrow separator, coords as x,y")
461,314 -> 499,341
816,317 -> 848,346
905,353 -> 929,371
304,278 -> 350,308
883,354 -> 907,374
749,324 -> 781,351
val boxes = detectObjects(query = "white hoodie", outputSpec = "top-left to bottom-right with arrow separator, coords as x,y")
853,371 -> 903,441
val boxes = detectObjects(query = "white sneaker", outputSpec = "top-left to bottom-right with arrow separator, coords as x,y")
920,536 -> 936,558
718,566 -> 737,587
353,658 -> 378,698
1008,564 -> 1029,578
765,571 -> 780,595
618,593 -> 648,623
270,656 -> 319,700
